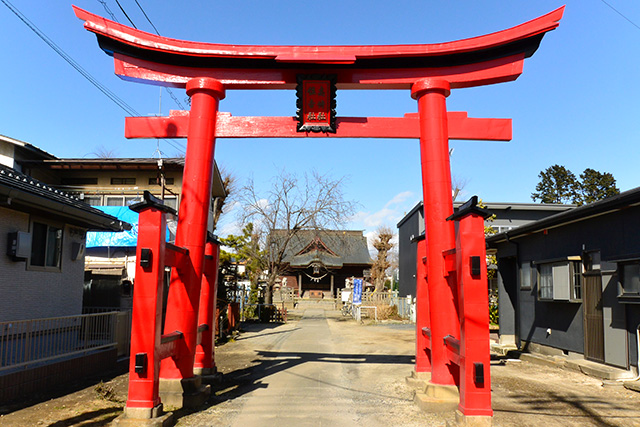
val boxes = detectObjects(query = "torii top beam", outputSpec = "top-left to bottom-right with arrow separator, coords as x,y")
73,6 -> 564,90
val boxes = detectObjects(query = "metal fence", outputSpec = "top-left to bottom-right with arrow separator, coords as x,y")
0,312 -> 119,372
393,296 -> 415,320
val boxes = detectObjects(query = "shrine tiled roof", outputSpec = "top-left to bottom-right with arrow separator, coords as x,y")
273,229 -> 372,268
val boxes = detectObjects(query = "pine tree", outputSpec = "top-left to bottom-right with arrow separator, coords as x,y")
532,165 -> 620,205
577,168 -> 620,205
531,165 -> 579,204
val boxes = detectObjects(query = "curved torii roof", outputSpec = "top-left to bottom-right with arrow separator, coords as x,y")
74,6 -> 563,89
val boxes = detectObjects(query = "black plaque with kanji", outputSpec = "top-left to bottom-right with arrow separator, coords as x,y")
296,74 -> 337,133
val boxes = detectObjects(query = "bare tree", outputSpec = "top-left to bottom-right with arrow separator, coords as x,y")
91,146 -> 118,158
370,226 -> 394,292
239,170 -> 357,304
212,168 -> 236,232
452,174 -> 468,201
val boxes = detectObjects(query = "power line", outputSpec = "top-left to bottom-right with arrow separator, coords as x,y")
1,0 -> 140,117
113,0 -> 137,28
96,0 -> 117,21
96,0 -> 186,111
3,0 -> 186,154
129,0 -> 186,110
133,0 -> 160,35
95,0 -> 186,150
599,0 -> 640,31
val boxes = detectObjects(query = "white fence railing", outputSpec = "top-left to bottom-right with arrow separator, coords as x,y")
0,312 -> 119,372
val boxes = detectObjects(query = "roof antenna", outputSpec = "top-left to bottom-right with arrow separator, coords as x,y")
152,87 -> 166,159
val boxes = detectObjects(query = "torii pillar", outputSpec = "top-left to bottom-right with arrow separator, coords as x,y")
413,79 -> 459,390
158,78 -> 224,407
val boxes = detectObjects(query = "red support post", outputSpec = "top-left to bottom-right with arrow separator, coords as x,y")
161,77 -> 225,380
194,238 -> 220,374
412,78 -> 459,387
415,237 -> 431,372
452,199 -> 493,417
125,203 -> 168,412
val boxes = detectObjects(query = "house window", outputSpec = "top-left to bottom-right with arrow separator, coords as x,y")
83,195 -> 102,206
163,196 -> 178,210
105,196 -> 142,206
30,221 -> 62,269
539,263 -> 553,300
110,177 -> 136,185
619,261 -> 640,296
60,177 -> 98,186
148,177 -> 175,186
520,262 -> 532,290
537,258 -> 582,302
570,261 -> 582,301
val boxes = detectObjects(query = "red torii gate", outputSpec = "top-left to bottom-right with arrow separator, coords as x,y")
74,6 -> 563,425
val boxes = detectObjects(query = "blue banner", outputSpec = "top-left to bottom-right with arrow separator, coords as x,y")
353,278 -> 363,305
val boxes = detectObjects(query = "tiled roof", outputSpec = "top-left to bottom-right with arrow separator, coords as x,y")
273,229 -> 372,268
0,164 -> 129,232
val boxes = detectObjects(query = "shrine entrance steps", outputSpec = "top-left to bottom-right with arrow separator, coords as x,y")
290,299 -> 339,311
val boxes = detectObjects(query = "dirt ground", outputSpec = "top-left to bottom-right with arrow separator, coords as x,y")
1,309 -> 639,426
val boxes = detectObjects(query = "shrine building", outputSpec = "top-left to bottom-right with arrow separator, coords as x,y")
273,229 -> 372,298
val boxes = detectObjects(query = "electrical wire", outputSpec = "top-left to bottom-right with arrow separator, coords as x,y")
98,0 -> 186,110
133,0 -> 159,35
113,0 -> 137,28
599,0 -> 640,31
1,0 -> 140,117
130,0 -> 186,110
96,0 -> 117,21
2,0 -> 186,154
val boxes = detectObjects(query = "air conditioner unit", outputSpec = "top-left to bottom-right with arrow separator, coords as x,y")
7,231 -> 32,260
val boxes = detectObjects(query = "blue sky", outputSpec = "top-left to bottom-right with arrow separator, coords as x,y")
1,1 -> 639,241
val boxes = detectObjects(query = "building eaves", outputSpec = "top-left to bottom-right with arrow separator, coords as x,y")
397,200 -> 423,228
25,157 -> 227,198
454,201 -> 576,211
0,134 -> 57,160
27,158 -> 186,170
487,187 -> 640,245
0,164 -> 130,232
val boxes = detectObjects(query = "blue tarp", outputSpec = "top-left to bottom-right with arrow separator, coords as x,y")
86,206 -> 141,248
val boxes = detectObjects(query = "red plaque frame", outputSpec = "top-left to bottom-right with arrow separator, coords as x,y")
296,74 -> 337,133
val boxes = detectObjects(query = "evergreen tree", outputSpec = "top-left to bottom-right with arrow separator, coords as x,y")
532,165 -> 620,205
577,168 -> 620,205
219,223 -> 266,304
531,164 -> 579,204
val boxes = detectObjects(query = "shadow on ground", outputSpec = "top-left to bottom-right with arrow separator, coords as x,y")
47,407 -> 122,427
171,342 -> 414,422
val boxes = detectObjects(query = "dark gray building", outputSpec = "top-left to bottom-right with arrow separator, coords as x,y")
488,187 -> 640,371
397,200 -> 573,298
